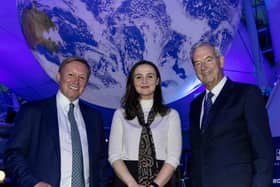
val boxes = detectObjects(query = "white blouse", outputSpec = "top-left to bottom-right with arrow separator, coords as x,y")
108,100 -> 182,168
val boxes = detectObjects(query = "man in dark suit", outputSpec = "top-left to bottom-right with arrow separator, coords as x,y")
4,57 -> 108,187
188,42 -> 273,187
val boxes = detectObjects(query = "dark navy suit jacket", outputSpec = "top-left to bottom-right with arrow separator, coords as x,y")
4,96 -> 108,187
189,79 -> 273,187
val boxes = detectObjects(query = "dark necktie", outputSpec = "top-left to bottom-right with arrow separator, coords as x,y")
201,92 -> 214,132
136,103 -> 158,186
68,103 -> 85,187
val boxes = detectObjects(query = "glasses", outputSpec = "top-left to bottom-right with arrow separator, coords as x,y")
192,56 -> 217,68
134,73 -> 157,83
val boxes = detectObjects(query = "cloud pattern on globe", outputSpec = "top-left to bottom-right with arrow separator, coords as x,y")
17,0 -> 242,108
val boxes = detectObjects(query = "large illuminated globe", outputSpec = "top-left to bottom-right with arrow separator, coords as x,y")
17,0 -> 242,108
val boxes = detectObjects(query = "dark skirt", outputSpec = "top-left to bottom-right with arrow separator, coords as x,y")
111,160 -> 175,187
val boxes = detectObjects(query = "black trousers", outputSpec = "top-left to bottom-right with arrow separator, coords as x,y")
111,160 -> 175,187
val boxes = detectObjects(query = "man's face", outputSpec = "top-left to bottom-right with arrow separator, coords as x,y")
56,61 -> 89,101
192,45 -> 224,90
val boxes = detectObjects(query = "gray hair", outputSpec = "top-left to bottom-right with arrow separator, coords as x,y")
189,41 -> 221,62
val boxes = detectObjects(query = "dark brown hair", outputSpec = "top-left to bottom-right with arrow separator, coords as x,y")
121,60 -> 170,120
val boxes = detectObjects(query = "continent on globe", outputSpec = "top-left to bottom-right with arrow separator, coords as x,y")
17,0 -> 242,108
21,2 -> 58,51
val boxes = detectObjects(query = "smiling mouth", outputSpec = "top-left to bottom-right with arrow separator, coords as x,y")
201,72 -> 211,77
70,85 -> 79,90
141,86 -> 150,89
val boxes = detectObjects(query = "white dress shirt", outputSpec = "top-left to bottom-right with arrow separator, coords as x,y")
56,91 -> 89,187
200,76 -> 227,127
108,99 -> 182,168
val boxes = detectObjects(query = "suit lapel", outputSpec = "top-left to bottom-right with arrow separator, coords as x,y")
79,103 -> 95,169
42,97 -> 61,175
203,79 -> 234,132
196,94 -> 204,126
192,93 -> 205,136
48,98 -> 60,157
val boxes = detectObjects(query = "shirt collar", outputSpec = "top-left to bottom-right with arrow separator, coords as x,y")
140,99 -> 153,112
56,90 -> 79,112
206,76 -> 227,101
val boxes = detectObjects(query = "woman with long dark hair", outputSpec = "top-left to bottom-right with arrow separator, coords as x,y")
108,60 -> 182,187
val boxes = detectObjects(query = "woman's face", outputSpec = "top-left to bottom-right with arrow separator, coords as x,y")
133,64 -> 159,100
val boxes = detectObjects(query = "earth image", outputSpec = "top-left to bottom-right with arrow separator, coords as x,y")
17,0 -> 242,108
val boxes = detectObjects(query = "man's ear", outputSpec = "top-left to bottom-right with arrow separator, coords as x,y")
56,73 -> 61,83
219,56 -> 225,68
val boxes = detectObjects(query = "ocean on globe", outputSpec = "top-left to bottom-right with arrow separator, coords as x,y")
17,0 -> 242,108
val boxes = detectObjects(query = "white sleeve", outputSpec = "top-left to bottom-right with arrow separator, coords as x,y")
108,109 -> 124,164
165,109 -> 182,168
